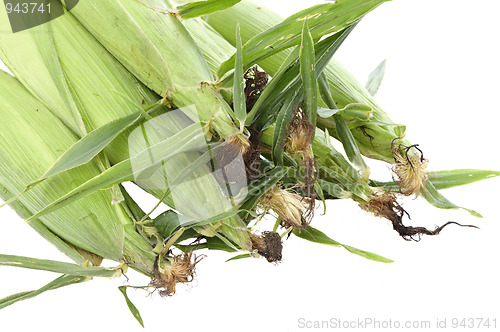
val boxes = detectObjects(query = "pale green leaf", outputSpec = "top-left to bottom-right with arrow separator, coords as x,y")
0,254 -> 120,277
118,286 -> 145,328
293,226 -> 393,263
178,0 -> 241,20
0,275 -> 89,310
300,20 -> 317,127
25,124 -> 205,222
366,59 -> 386,96
422,180 -> 482,217
40,112 -> 143,181
233,24 -> 246,126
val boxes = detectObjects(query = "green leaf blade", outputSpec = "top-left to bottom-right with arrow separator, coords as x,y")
25,123 -> 205,221
40,112 -> 142,180
366,59 -> 386,96
300,20 -> 318,127
293,226 -> 393,263
0,275 -> 89,310
318,73 -> 369,174
428,169 -> 500,190
272,91 -> 302,165
233,24 -> 246,127
178,0 -> 242,20
0,254 -> 120,277
118,286 -> 145,328
422,180 -> 482,217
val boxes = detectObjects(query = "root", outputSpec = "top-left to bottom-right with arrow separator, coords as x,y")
391,141 -> 428,196
150,249 -> 203,297
244,66 -> 269,112
361,192 -> 478,241
250,231 -> 283,263
243,127 -> 262,181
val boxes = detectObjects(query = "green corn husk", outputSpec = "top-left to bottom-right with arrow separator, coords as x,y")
0,5 -> 251,250
0,70 -> 157,270
204,0 -> 409,163
60,0 -> 240,140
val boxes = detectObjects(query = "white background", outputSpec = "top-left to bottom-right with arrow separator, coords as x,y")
1,0 -> 500,331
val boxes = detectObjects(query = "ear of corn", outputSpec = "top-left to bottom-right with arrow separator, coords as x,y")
0,70 -> 125,261
0,5 -> 252,250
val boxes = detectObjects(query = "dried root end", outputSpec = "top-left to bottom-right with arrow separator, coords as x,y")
259,185 -> 311,229
250,231 -> 283,263
150,250 -> 202,297
244,66 -> 269,112
392,142 -> 428,196
361,192 -> 477,241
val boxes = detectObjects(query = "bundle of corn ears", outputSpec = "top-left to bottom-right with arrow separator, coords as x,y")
0,0 -> 498,325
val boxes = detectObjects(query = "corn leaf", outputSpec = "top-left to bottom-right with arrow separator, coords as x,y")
118,286 -> 144,328
177,0 -> 241,19
217,0 -> 387,77
422,180 -> 482,218
366,59 -> 386,96
317,179 -> 347,199
25,124 -> 205,222
293,226 -> 393,263
371,169 -> 500,192
120,185 -> 147,221
0,275 -> 89,310
314,181 -> 327,214
272,90 -> 303,165
39,112 -> 143,181
153,210 -> 184,239
319,73 -> 369,175
233,24 -> 246,127
300,20 -> 317,128
226,253 -> 253,262
0,254 -> 121,277
428,169 -> 500,190
34,100 -> 164,185
192,209 -> 241,227
177,236 -> 239,253
317,103 -> 373,120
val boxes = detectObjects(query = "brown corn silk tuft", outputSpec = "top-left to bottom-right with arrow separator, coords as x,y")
150,250 -> 202,296
391,142 -> 428,196
286,109 -> 317,215
258,185 -> 310,229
